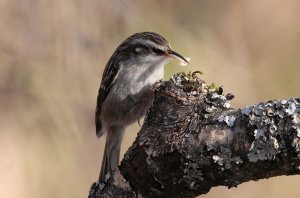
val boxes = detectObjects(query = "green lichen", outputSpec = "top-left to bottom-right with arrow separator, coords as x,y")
171,71 -> 225,96
171,71 -> 236,127
171,71 -> 205,96
241,98 -> 300,162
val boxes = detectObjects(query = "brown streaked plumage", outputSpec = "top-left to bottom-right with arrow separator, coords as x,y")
95,32 -> 188,182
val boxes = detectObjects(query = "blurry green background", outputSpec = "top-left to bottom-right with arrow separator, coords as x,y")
0,0 -> 300,197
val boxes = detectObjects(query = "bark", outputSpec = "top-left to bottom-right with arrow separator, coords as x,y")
88,72 -> 300,198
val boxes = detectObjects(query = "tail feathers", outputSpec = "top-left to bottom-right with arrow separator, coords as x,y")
99,126 -> 124,182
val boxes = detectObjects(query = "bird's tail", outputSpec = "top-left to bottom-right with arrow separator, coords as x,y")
99,126 -> 125,182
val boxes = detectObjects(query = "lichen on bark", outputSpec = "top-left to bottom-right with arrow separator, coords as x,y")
89,72 -> 300,198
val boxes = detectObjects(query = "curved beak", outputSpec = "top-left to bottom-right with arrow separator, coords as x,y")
165,50 -> 189,65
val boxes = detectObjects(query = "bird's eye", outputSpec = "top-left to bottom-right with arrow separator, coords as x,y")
134,47 -> 142,53
134,47 -> 144,53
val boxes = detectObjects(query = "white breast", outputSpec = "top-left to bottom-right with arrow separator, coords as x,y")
143,62 -> 164,85
102,56 -> 169,126
125,57 -> 168,95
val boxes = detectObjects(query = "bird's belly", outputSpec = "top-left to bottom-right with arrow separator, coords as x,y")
102,84 -> 154,126
101,64 -> 164,127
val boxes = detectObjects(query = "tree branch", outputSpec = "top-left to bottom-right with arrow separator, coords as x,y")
89,72 -> 300,198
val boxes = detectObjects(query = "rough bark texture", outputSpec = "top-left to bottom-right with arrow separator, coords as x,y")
88,73 -> 300,198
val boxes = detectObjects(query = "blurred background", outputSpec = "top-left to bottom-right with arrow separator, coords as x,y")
0,0 -> 300,197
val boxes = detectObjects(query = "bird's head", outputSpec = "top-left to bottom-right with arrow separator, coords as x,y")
115,32 -> 189,66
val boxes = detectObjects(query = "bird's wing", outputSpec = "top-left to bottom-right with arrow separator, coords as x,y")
95,57 -> 120,137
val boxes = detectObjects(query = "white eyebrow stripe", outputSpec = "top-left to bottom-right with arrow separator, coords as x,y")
129,39 -> 166,51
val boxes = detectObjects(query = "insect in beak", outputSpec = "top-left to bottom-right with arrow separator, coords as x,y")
165,50 -> 190,66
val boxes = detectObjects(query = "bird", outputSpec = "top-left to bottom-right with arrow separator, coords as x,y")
95,32 -> 189,182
